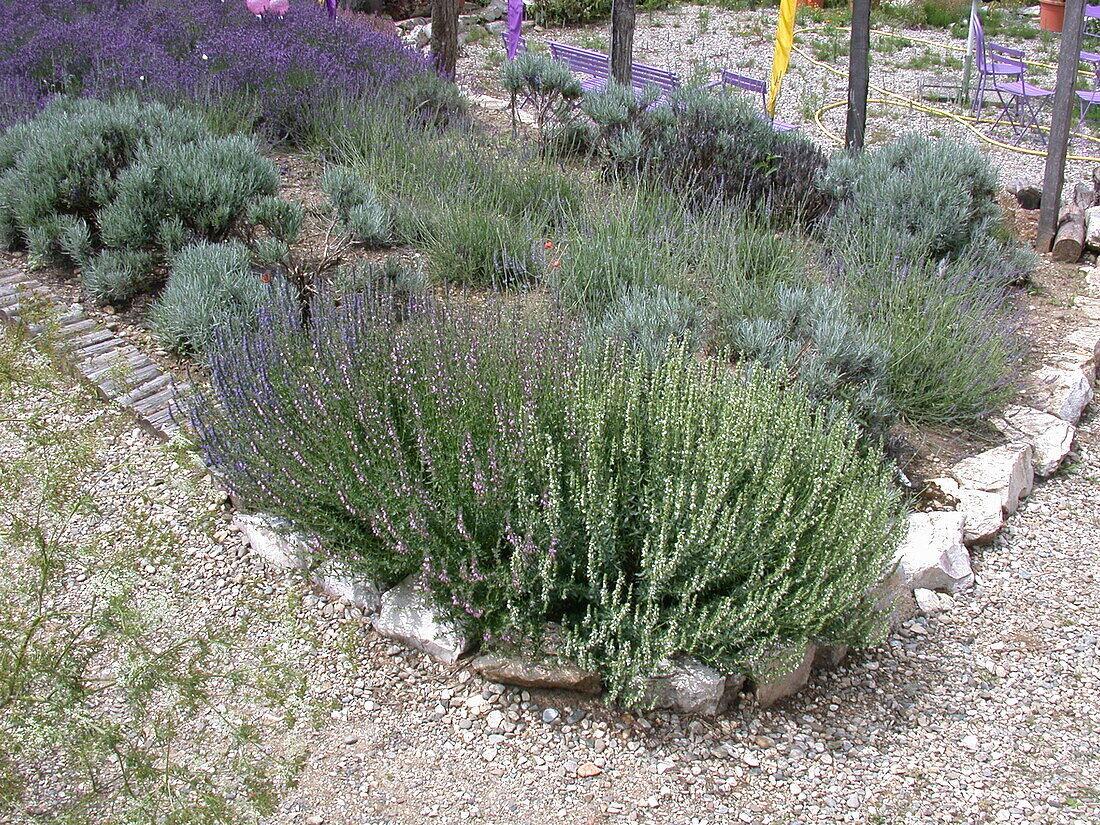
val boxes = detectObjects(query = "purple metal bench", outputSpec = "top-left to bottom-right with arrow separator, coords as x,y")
547,41 -> 680,101
706,70 -> 799,132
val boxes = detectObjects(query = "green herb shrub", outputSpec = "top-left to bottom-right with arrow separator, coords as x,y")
551,190 -> 689,314
843,259 -> 1026,424
97,134 -> 279,249
821,135 -> 1030,424
423,207 -> 539,288
81,249 -> 158,305
500,52 -> 583,138
334,104 -> 582,243
0,97 -> 203,254
192,289 -> 904,702
149,241 -> 271,354
555,345 -> 901,698
591,284 -> 700,364
583,85 -> 832,222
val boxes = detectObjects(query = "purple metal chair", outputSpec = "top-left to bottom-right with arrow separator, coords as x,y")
971,7 -> 1022,118
988,44 -> 1054,144
1081,5 -> 1100,67
705,70 -> 799,132
1079,6 -> 1100,125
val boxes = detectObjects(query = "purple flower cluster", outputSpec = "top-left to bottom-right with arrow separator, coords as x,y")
190,285 -> 584,636
0,1 -> 433,139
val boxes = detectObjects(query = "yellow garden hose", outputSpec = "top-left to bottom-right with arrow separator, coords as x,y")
790,32 -> 1100,162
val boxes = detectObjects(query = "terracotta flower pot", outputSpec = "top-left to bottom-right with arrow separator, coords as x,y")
1039,0 -> 1066,33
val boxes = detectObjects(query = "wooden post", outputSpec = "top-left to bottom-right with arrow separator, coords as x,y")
846,0 -> 871,151
1038,0 -> 1086,252
610,0 -> 636,87
960,0 -> 981,107
431,0 -> 459,81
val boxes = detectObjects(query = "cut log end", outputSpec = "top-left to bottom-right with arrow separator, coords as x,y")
1053,202 -> 1086,263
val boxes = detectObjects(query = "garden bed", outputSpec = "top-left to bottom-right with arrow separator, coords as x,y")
2,0 -> 1096,713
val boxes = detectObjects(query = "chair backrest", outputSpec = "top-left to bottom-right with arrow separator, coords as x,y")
988,43 -> 1026,74
971,7 -> 991,75
718,70 -> 768,108
1086,5 -> 1100,50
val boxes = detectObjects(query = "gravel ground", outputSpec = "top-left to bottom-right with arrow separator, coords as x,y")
455,5 -> 1100,189
2,321 -> 1098,822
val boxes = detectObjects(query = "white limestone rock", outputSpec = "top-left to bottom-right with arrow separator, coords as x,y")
233,512 -> 316,569
313,561 -> 382,614
914,588 -> 955,616
992,406 -> 1076,477
1025,365 -> 1093,424
893,511 -> 973,594
1084,267 -> 1100,297
752,644 -> 816,708
951,443 -> 1034,515
640,657 -> 727,716
869,559 -> 918,629
1059,326 -> 1100,381
926,477 -> 1003,544
1074,295 -> 1100,322
372,575 -> 472,665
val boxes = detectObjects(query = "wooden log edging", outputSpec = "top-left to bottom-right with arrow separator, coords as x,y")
0,267 -> 188,442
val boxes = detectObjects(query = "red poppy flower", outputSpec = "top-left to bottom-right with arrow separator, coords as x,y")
261,272 -> 272,283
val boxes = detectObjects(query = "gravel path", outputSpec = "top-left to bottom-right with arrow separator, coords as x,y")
2,326 -> 1098,822
457,5 -> 1100,189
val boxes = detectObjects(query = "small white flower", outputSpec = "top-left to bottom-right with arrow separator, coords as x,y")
202,53 -> 209,60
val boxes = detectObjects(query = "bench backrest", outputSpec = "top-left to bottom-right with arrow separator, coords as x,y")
548,41 -> 609,79
718,70 -> 767,108
631,61 -> 680,95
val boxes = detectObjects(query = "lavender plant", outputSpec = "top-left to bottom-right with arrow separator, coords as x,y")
190,288 -> 903,700
840,258 -> 1026,424
583,86 -> 832,223
0,97 -> 297,306
0,0 -> 452,141
150,241 -> 274,354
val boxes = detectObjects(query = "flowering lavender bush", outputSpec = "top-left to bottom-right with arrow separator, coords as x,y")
821,135 -> 1029,424
0,1 -> 451,141
191,286 -> 903,700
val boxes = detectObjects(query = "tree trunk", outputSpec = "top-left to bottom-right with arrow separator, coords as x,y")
431,0 -> 459,81
610,0 -> 636,87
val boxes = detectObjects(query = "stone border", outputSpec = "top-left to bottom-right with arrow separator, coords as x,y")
889,267 -> 1100,627
0,268 -> 188,441
3,260 -> 1098,715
